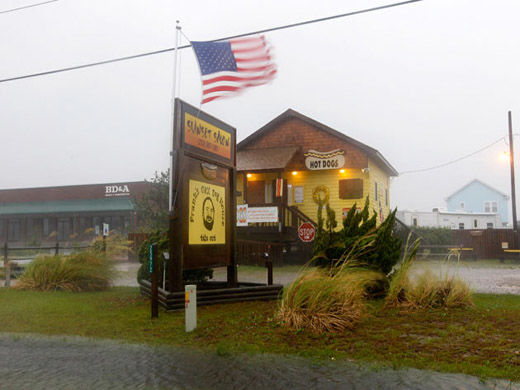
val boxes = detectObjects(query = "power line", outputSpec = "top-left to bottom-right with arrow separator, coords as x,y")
0,0 -> 58,15
399,136 -> 509,175
0,0 -> 424,84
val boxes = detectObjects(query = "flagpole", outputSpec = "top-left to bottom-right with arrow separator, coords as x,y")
169,20 -> 181,212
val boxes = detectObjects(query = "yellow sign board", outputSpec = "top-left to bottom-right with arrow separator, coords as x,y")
184,113 -> 232,159
188,179 -> 226,245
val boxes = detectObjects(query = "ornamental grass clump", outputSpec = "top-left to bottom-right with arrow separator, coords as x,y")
386,235 -> 473,309
277,268 -> 367,333
16,252 -> 115,292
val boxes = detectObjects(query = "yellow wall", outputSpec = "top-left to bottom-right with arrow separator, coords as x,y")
237,166 -> 391,228
367,158 -> 391,221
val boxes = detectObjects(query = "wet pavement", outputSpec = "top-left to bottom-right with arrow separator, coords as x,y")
0,334 -> 518,390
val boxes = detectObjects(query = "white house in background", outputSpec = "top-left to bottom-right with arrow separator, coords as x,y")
396,208 -> 502,230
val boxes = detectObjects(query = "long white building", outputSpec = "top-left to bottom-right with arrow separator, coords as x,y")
396,208 -> 502,230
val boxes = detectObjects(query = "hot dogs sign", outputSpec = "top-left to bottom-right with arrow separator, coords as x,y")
304,149 -> 345,170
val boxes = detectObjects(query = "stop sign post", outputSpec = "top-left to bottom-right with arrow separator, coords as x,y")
298,222 -> 315,242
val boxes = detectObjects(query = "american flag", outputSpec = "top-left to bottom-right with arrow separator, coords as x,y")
191,35 -> 277,104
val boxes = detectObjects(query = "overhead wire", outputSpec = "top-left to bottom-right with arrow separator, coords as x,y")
0,0 -> 424,84
399,135 -> 518,175
0,0 -> 58,15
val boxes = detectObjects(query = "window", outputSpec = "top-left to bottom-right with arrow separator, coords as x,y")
57,218 -> 71,241
287,184 -> 293,205
0,220 -> 5,239
374,182 -> 378,201
294,186 -> 304,203
484,201 -> 498,213
8,219 -> 20,241
339,179 -> 363,199
458,223 -> 465,230
487,222 -> 494,229
412,217 -> 418,227
385,189 -> 388,206
460,201 -> 465,209
473,219 -> 478,228
264,182 -> 274,204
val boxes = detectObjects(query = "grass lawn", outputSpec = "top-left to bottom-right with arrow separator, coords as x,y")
0,287 -> 519,382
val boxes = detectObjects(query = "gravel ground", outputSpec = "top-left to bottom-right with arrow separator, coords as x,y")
5,260 -> 520,294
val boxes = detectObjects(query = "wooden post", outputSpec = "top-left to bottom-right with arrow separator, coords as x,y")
4,243 -> 10,288
227,165 -> 238,288
150,243 -> 159,319
266,244 -> 273,285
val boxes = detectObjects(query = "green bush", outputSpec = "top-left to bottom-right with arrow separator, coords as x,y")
137,230 -> 213,285
312,197 -> 402,275
16,252 -> 115,292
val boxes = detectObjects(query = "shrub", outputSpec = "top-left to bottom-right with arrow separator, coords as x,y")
277,268 -> 366,333
312,198 -> 402,275
386,235 -> 473,309
16,252 -> 114,292
90,233 -> 133,260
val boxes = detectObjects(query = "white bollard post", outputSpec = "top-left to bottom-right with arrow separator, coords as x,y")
185,284 -> 197,332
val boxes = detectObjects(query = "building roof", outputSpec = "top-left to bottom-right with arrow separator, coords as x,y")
237,146 -> 299,172
0,198 -> 135,215
445,179 -> 510,201
238,109 -> 398,176
0,181 -> 148,203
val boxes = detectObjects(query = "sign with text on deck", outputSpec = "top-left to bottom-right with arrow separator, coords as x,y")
247,206 -> 278,223
188,179 -> 226,245
298,222 -> 315,243
236,204 -> 248,226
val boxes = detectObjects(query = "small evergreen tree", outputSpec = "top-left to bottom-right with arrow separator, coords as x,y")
312,197 -> 402,274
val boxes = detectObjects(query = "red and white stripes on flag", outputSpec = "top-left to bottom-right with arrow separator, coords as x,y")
191,35 -> 277,104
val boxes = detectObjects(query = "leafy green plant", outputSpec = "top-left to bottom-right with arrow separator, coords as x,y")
137,230 -> 213,285
312,197 -> 401,275
135,171 -> 170,231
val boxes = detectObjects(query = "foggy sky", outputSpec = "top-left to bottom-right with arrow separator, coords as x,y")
2,0 -> 520,219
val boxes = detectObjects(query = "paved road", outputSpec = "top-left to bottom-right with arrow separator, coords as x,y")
0,334 -> 518,390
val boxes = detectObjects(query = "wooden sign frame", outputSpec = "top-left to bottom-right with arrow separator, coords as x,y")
169,99 -> 237,292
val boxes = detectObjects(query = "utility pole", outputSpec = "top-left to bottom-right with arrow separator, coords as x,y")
508,111 -> 518,240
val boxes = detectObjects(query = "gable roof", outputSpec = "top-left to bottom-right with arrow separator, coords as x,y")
445,179 -> 510,201
237,109 -> 399,176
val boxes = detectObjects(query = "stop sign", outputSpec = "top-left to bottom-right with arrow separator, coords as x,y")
298,222 -> 315,242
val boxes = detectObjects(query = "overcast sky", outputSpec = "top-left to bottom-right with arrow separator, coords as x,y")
2,0 -> 520,217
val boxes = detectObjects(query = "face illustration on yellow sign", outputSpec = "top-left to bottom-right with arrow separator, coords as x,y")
184,112 -> 231,159
188,179 -> 226,245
